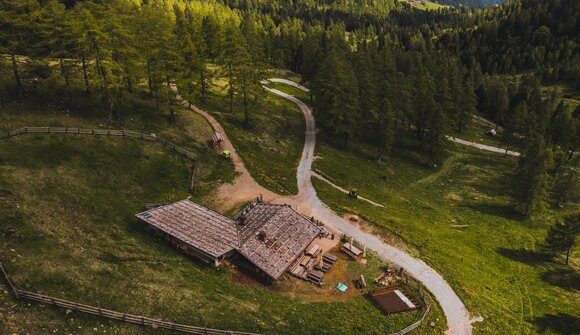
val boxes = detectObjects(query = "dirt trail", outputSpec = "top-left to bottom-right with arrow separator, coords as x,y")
171,84 -> 279,210
173,81 -> 473,335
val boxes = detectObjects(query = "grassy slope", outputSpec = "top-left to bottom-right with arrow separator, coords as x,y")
312,140 -> 580,335
199,77 -> 305,195
0,81 -> 443,334
401,0 -> 447,10
0,130 -> 430,335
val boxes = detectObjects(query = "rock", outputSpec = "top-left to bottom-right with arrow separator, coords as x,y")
349,215 -> 360,222
430,322 -> 435,327
65,309 -> 72,315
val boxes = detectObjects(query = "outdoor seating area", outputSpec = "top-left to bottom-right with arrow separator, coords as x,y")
341,239 -> 366,259
289,243 -> 338,285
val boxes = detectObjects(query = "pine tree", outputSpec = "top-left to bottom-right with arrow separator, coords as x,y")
313,48 -> 359,148
458,75 -> 477,132
38,0 -> 75,103
515,120 -> 553,217
218,22 -> 248,114
375,97 -> 396,161
0,0 -> 40,97
542,213 -> 579,265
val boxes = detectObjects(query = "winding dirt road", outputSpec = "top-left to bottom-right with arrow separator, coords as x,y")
264,83 -> 472,335
173,81 -> 473,335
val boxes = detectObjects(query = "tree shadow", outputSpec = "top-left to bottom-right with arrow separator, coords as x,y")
462,201 -> 522,221
540,268 -> 580,291
531,313 -> 580,335
496,247 -> 548,265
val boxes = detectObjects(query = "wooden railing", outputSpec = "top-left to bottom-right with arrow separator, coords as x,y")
0,127 -> 197,192
388,300 -> 431,335
0,263 -> 261,335
0,127 -> 196,161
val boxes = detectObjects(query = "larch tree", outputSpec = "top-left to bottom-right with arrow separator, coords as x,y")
542,213 -> 579,265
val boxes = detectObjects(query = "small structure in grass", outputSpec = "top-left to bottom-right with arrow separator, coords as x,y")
341,237 -> 366,260
369,286 -> 421,315
337,282 -> 348,292
212,131 -> 225,150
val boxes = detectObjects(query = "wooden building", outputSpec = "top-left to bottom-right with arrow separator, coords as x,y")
136,198 -> 323,281
136,200 -> 238,266
369,286 -> 421,315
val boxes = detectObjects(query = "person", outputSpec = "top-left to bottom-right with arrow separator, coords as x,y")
348,188 -> 358,199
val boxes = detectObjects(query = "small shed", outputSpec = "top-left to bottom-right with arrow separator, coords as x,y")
486,128 -> 497,137
212,131 -> 225,150
370,287 -> 420,315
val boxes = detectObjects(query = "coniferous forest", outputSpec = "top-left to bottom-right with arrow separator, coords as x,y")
2,0 -> 577,217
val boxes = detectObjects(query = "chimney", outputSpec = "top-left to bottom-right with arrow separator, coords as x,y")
258,231 -> 267,241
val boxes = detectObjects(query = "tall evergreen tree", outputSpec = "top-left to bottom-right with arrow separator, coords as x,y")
542,213 -> 580,265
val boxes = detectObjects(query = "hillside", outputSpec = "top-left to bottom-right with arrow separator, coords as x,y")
0,0 -> 578,335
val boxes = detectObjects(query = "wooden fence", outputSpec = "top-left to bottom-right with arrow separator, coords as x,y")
1,258 -> 432,335
387,299 -> 431,335
0,127 -> 197,192
0,263 -> 261,335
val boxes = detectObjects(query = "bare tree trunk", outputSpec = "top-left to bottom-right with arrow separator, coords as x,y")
165,62 -> 175,123
154,88 -> 160,114
147,60 -> 153,97
565,248 -> 571,265
199,68 -> 207,101
59,58 -> 72,105
10,52 -> 24,97
95,57 -> 113,121
243,87 -> 249,127
228,64 -> 234,113
81,56 -> 90,93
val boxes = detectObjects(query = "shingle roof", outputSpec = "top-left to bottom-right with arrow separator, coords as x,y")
136,200 -> 322,280
135,200 -> 238,258
236,203 -> 322,280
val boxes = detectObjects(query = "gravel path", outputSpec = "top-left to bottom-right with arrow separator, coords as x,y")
446,135 -> 520,157
265,81 -> 473,335
311,171 -> 386,208
266,78 -> 311,92
173,80 -> 473,335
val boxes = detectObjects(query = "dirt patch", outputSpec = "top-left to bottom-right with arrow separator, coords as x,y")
226,245 -> 375,303
445,193 -> 463,201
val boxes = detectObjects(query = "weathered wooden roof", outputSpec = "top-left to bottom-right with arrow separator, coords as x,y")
135,200 -> 238,258
136,200 -> 322,280
237,203 -> 322,280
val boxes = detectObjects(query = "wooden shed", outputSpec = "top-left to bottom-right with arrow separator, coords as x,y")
136,198 -> 323,282
369,286 -> 420,315
212,131 -> 225,150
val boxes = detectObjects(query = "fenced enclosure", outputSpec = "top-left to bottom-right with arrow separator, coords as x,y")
0,127 -> 197,192
0,262 -> 261,335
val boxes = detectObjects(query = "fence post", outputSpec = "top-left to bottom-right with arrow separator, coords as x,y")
0,262 -> 20,299
190,164 -> 196,193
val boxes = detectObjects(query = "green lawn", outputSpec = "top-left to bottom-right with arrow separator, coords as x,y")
401,0 -> 447,11
269,81 -> 312,104
0,135 -> 439,335
0,78 -> 443,334
312,142 -> 580,335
